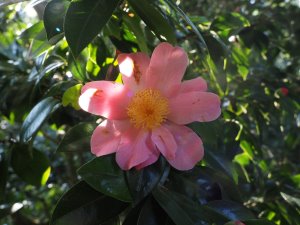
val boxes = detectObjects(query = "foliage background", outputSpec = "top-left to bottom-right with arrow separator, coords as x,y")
0,0 -> 299,224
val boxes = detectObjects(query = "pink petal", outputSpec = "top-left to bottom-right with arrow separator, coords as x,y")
151,125 -> 177,160
145,42 -> 189,96
168,91 -> 221,125
164,123 -> 204,170
179,77 -> 207,93
135,148 -> 160,170
115,128 -> 155,170
117,52 -> 150,90
79,81 -> 132,120
91,120 -> 130,157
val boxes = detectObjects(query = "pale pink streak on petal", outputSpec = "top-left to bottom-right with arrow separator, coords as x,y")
168,91 -> 221,125
116,128 -> 154,170
179,77 -> 207,93
118,53 -> 150,90
79,81 -> 133,120
91,120 -> 129,157
165,123 -> 204,170
145,42 -> 189,96
151,125 -> 177,160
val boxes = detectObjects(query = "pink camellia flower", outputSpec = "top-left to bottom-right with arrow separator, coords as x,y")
79,42 -> 221,170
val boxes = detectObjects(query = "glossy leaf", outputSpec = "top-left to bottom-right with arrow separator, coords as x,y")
57,122 -> 97,152
128,0 -> 176,44
206,200 -> 255,220
153,186 -> 228,225
20,97 -> 60,142
77,155 -> 132,202
64,0 -> 121,57
126,156 -> 169,205
43,0 -> 69,41
11,144 -> 51,186
50,181 -> 128,225
168,166 -> 242,203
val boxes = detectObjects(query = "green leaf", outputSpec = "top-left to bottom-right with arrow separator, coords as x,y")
122,13 -> 149,53
206,200 -> 255,220
77,155 -> 132,202
128,0 -> 176,44
20,97 -> 60,142
137,198 -> 169,225
57,122 -> 97,152
64,0 -> 121,57
11,144 -> 51,186
0,153 -> 8,201
50,181 -> 128,225
280,192 -> 300,208
239,140 -> 254,160
62,84 -> 83,110
225,219 -> 276,225
205,148 -> 239,183
153,187 -> 228,225
126,156 -> 169,205
164,0 -> 208,54
168,166 -> 242,203
210,12 -> 250,38
43,0 -> 69,41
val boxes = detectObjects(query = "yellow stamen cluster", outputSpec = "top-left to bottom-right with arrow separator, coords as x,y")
127,89 -> 169,130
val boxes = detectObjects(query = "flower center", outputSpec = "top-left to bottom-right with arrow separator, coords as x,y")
127,89 -> 169,130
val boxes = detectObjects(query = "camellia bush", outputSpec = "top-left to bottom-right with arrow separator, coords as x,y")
0,0 -> 299,225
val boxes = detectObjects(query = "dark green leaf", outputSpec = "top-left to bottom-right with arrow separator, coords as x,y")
0,153 -> 8,201
11,144 -> 51,186
44,0 -> 69,41
153,187 -> 228,225
20,97 -> 60,142
168,166 -> 242,203
206,200 -> 255,220
57,122 -> 97,152
77,155 -> 132,202
137,198 -> 169,225
64,0 -> 121,57
128,0 -> 176,44
126,156 -> 169,205
50,181 -> 128,225
0,204 -> 11,220
205,148 -> 239,183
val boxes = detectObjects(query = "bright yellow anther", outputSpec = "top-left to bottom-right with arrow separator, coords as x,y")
127,89 -> 169,130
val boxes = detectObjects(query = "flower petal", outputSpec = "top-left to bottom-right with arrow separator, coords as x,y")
164,123 -> 204,170
145,42 -> 189,96
151,125 -> 177,160
179,77 -> 207,93
117,52 -> 150,90
79,81 -> 132,119
116,128 -> 155,170
135,148 -> 160,170
91,120 -> 130,157
168,91 -> 221,125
